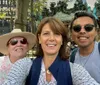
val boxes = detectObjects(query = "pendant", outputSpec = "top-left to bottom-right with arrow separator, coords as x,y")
46,70 -> 51,74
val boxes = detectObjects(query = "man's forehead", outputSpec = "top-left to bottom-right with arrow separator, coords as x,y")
73,17 -> 94,25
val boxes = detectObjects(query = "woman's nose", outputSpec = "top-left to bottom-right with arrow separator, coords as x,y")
49,34 -> 55,40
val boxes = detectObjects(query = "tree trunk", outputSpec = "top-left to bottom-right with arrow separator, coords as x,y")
10,0 -> 13,31
14,0 -> 30,31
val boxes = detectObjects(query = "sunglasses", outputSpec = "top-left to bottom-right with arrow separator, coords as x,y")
72,24 -> 95,32
8,38 -> 28,46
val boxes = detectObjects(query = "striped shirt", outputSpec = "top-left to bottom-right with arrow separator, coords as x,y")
2,57 -> 100,85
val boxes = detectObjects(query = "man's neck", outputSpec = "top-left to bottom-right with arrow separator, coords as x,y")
79,42 -> 95,56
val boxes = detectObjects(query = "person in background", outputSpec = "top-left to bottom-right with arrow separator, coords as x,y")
0,29 -> 36,84
70,11 -> 100,83
2,17 -> 100,85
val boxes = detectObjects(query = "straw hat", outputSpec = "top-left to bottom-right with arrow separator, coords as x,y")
0,29 -> 36,55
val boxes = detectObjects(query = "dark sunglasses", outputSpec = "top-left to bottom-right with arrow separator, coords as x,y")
8,38 -> 28,46
72,24 -> 95,32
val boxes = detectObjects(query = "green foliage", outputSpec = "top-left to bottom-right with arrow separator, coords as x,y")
0,12 -> 6,18
30,0 -> 47,16
95,0 -> 100,16
73,0 -> 87,11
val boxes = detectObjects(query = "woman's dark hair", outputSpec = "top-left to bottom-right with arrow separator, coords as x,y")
70,10 -> 98,31
35,17 -> 69,60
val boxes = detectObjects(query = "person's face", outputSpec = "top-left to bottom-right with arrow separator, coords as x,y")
7,37 -> 28,58
71,17 -> 97,48
38,23 -> 63,56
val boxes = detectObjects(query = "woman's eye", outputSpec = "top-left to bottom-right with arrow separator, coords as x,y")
43,32 -> 49,35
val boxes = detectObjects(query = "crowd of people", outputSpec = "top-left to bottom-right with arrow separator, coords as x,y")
0,11 -> 100,85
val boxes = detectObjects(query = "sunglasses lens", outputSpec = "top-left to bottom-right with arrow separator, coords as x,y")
73,24 -> 94,32
85,24 -> 94,32
73,25 -> 81,32
20,38 -> 27,44
10,40 -> 18,45
9,38 -> 27,46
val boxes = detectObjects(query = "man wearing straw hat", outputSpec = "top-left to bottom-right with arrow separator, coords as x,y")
0,29 -> 36,84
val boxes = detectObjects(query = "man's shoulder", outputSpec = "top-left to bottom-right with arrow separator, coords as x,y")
70,48 -> 78,63
96,41 -> 100,53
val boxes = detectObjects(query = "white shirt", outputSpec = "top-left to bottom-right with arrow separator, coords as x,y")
37,61 -> 57,85
0,56 -> 13,84
2,57 -> 100,85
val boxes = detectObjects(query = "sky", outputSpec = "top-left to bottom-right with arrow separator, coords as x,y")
86,0 -> 97,9
67,0 -> 76,9
67,0 -> 97,9
46,0 -> 76,9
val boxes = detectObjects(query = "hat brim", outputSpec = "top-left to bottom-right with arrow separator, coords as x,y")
0,32 -> 36,55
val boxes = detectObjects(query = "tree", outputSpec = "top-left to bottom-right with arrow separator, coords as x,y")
95,0 -> 100,16
28,0 -> 47,33
73,0 -> 87,12
9,0 -> 15,31
14,0 -> 30,31
0,13 -> 6,19
11,0 -> 47,32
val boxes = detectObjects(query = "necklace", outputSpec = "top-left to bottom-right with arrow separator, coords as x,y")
46,69 -> 51,74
